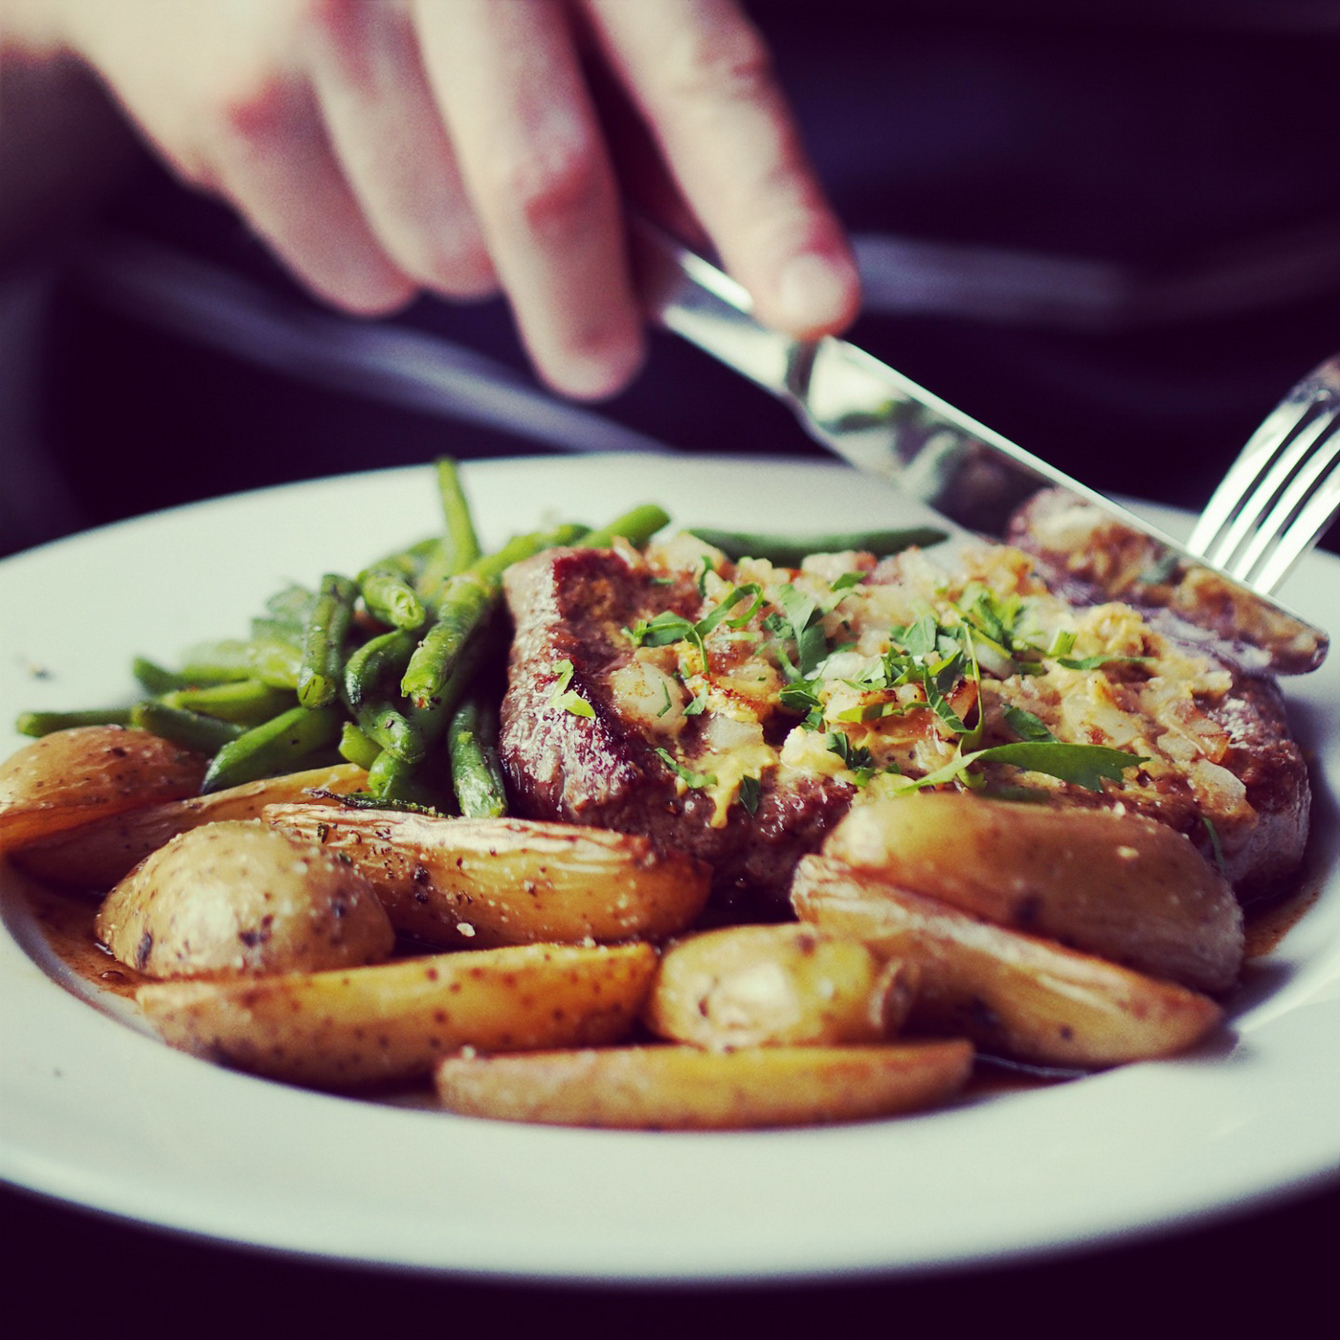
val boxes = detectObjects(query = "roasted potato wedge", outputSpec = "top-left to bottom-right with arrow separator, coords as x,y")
434,1040 -> 974,1129
14,763 -> 367,888
823,793 -> 1242,993
793,856 -> 1224,1068
138,941 -> 659,1088
264,805 -> 711,947
0,726 -> 206,853
97,820 -> 395,979
644,923 -> 917,1049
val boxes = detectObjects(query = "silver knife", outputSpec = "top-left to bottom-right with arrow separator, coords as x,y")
630,219 -> 1328,673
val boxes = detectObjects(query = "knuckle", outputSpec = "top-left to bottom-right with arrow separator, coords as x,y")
301,0 -> 394,76
302,0 -> 356,35
658,22 -> 774,108
214,74 -> 296,148
485,131 -> 607,238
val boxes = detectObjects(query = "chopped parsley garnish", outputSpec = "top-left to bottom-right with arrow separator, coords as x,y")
778,679 -> 824,728
1136,550 -> 1181,585
625,583 -> 764,663
825,731 -> 874,771
738,775 -> 762,815
1201,815 -> 1229,878
910,741 -> 1148,794
1055,653 -> 1150,672
775,584 -> 829,678
1001,705 -> 1056,742
1048,629 -> 1077,658
548,659 -> 595,719
958,585 -> 1024,651
654,748 -> 716,789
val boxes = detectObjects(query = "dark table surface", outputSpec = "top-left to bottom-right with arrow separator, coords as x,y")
3,1175 -> 1336,1335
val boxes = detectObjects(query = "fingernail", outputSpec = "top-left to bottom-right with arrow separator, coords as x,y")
774,251 -> 858,334
552,340 -> 645,402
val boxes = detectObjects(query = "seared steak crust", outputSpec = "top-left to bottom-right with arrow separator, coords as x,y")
1201,672 -> 1310,901
499,547 -> 852,908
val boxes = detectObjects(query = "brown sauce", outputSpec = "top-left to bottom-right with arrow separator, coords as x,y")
1243,876 -> 1323,959
18,880 -> 148,999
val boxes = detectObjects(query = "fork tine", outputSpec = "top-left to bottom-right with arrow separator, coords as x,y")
1199,405 -> 1339,571
1245,432 -> 1340,592
1187,394 -> 1321,557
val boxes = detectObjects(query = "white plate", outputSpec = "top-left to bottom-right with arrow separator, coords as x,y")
2,455 -> 1337,1284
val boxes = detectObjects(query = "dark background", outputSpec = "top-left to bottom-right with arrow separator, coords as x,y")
5,8 -> 1339,555
3,1177 -> 1337,1336
3,7 -> 1337,1326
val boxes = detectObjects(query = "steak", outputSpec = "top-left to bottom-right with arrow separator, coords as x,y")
499,529 -> 1310,910
1006,487 -> 1327,675
499,545 -> 853,911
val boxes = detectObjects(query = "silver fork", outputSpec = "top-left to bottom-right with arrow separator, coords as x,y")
1187,354 -> 1340,594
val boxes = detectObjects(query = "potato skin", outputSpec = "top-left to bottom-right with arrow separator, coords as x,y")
644,923 -> 917,1049
824,793 -> 1243,994
793,856 -> 1224,1068
138,942 -> 659,1089
434,1041 -> 974,1129
264,805 -> 711,947
96,821 -> 395,979
0,726 -> 207,853
13,763 -> 367,889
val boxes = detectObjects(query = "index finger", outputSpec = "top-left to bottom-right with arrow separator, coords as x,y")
413,0 -> 643,399
585,0 -> 860,338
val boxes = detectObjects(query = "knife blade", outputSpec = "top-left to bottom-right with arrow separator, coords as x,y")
630,219 -> 1328,673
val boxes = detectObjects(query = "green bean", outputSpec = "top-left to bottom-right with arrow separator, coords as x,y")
265,583 -> 318,623
134,656 -> 251,693
357,563 -> 427,631
345,621 -> 504,804
179,638 -> 303,688
247,617 -> 306,645
132,657 -> 197,695
201,704 -> 344,792
447,694 -> 508,818
163,679 -> 296,725
132,700 -> 245,756
342,627 -> 418,712
407,616 -> 504,746
251,587 -> 316,642
15,707 -> 135,737
353,698 -> 426,765
436,457 -> 481,574
402,524 -> 584,711
684,525 -> 949,567
412,539 -> 454,602
401,575 -> 493,711
366,749 -> 441,808
412,467 -> 484,608
474,522 -> 589,585
297,573 -> 358,708
360,536 -> 439,583
338,722 -> 382,770
580,504 -> 671,550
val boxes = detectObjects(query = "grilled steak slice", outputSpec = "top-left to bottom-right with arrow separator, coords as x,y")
499,545 -> 852,910
1006,487 -> 1327,675
1007,489 -> 1312,900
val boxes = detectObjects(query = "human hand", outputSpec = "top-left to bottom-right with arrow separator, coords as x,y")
15,0 -> 860,399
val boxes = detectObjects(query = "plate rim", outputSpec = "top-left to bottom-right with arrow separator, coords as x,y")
2,454 -> 1337,1284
